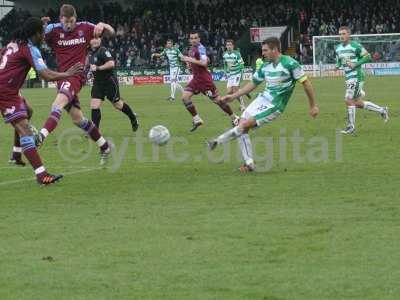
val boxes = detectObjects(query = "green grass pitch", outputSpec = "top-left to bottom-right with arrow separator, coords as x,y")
0,77 -> 399,299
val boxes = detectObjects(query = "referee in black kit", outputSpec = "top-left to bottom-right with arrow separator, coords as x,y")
89,37 -> 139,132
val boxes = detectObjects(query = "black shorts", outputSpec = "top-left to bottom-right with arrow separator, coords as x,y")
91,76 -> 121,103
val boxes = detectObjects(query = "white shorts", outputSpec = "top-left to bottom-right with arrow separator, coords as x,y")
241,93 -> 281,127
226,73 -> 242,88
345,79 -> 365,100
170,67 -> 180,82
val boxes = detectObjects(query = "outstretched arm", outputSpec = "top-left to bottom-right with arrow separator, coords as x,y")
220,82 -> 258,103
28,43 -> 83,81
301,79 -> 319,118
39,63 -> 83,82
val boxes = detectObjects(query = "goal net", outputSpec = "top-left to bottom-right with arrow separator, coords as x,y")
312,33 -> 400,77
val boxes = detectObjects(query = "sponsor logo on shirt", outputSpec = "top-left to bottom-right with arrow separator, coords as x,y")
57,37 -> 86,46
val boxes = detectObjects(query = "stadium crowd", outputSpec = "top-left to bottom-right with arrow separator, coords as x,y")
0,1 -> 296,68
0,0 -> 399,68
298,0 -> 400,63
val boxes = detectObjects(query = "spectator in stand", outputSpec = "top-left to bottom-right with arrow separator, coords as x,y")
1,0 -> 399,68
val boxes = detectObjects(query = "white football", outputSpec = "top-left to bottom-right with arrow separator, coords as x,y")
149,125 -> 171,146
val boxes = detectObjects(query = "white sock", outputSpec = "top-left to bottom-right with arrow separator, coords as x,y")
171,82 -> 176,98
216,126 -> 242,144
347,106 -> 356,128
13,146 -> 22,153
34,166 -> 46,175
238,133 -> 254,166
363,101 -> 384,114
40,128 -> 49,138
193,114 -> 202,123
96,136 -> 107,147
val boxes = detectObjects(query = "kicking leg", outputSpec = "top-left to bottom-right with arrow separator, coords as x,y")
208,118 -> 256,147
39,93 -> 69,143
208,93 -> 280,171
208,118 -> 256,172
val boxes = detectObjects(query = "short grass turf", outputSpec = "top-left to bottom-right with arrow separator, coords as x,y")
0,77 -> 399,300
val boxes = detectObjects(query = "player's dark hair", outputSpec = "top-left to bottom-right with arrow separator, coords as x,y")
189,30 -> 200,37
262,37 -> 281,52
339,26 -> 351,33
60,4 -> 77,18
166,39 -> 173,43
226,39 -> 234,45
10,17 -> 43,42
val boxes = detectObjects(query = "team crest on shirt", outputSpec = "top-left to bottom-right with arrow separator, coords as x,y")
94,57 -> 98,63
60,33 -> 64,39
78,30 -> 84,37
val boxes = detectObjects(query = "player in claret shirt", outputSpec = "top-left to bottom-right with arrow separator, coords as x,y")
0,17 -> 83,184
39,4 -> 115,165
180,31 -> 239,132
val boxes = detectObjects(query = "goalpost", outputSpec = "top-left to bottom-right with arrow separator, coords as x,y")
312,33 -> 400,77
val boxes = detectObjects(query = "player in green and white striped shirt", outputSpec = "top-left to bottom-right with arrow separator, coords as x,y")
152,39 -> 184,101
335,26 -> 389,134
223,40 -> 248,111
208,37 -> 319,172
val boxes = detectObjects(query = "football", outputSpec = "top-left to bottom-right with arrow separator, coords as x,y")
148,125 -> 171,146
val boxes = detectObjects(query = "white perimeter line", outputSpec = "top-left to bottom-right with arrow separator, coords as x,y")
0,167 -> 103,187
